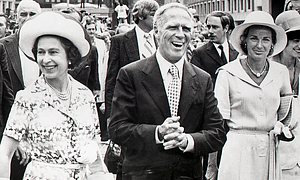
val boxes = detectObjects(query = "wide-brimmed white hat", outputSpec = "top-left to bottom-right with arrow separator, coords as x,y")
275,10 -> 300,33
19,11 -> 90,59
230,11 -> 287,57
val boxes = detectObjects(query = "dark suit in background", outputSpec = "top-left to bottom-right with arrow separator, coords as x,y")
0,43 -> 14,141
191,41 -> 238,84
105,27 -> 140,120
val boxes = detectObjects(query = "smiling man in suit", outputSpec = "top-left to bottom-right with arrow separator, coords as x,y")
108,3 -> 226,179
191,11 -> 238,85
105,0 -> 159,123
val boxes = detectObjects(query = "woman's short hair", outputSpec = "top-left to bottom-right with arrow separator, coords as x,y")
32,35 -> 82,69
240,25 -> 277,55
132,0 -> 159,24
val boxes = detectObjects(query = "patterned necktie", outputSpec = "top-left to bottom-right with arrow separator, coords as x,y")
142,33 -> 154,58
218,45 -> 227,64
167,65 -> 180,117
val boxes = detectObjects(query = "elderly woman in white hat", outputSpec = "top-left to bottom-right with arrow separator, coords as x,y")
214,11 -> 292,180
274,10 -> 300,180
0,12 -> 100,180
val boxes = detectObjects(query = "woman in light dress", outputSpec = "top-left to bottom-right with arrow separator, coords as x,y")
0,11 -> 100,180
215,11 -> 293,180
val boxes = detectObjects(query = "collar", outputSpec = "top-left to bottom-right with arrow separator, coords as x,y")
156,50 -> 184,80
135,25 -> 154,39
213,41 -> 229,51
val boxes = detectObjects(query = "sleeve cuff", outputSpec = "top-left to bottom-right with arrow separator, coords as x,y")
155,126 -> 164,144
179,134 -> 194,153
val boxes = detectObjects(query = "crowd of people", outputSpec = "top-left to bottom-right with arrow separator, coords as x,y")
0,0 -> 299,179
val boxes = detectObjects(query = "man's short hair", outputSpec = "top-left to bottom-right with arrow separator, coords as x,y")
153,3 -> 192,33
132,0 -> 159,24
205,11 -> 230,29
17,0 -> 41,14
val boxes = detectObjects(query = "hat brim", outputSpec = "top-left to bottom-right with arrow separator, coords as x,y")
19,12 -> 90,60
286,25 -> 300,33
230,22 -> 287,57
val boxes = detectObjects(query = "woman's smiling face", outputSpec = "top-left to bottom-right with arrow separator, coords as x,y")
37,36 -> 69,80
245,26 -> 273,60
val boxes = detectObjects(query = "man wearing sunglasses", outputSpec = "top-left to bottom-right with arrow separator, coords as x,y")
0,0 -> 41,179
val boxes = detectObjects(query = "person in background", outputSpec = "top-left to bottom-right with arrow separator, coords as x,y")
105,0 -> 159,126
108,3 -> 226,179
60,7 -> 101,98
0,0 -> 42,179
274,10 -> 300,180
0,11 -> 100,180
224,12 -> 235,41
215,11 -> 292,180
115,1 -> 129,25
0,14 -> 7,38
191,11 -> 239,180
191,11 -> 239,85
86,21 -> 109,141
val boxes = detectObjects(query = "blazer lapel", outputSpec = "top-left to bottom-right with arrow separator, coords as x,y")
124,27 -> 140,61
5,33 -> 24,87
229,42 -> 239,62
141,55 -> 170,118
206,41 -> 224,65
178,61 -> 197,121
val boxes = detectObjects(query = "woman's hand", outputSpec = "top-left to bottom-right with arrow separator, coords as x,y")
272,121 -> 293,138
76,141 -> 98,164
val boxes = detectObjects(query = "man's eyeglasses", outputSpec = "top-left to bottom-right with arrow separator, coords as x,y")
19,12 -> 36,17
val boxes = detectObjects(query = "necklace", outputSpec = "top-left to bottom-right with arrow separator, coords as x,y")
45,77 -> 71,101
245,59 -> 267,78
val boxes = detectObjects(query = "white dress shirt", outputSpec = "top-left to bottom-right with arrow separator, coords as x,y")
213,41 -> 229,63
135,26 -> 156,59
155,49 -> 194,153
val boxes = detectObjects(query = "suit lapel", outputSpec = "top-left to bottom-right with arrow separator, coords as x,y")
206,41 -> 224,66
141,55 -> 170,118
229,42 -> 239,62
5,33 -> 24,87
124,27 -> 140,61
178,61 -> 197,121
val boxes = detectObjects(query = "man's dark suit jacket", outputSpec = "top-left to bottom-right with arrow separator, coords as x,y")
109,54 -> 227,178
105,27 -> 140,118
191,41 -> 239,84
0,43 -> 14,141
0,31 -> 27,180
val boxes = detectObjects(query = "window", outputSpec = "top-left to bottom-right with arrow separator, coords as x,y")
213,2 -> 215,11
234,0 -> 237,11
247,0 -> 251,10
228,0 -> 231,12
241,0 -> 244,10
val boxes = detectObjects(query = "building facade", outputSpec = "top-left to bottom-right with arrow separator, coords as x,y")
0,0 -> 14,13
185,0 -> 286,24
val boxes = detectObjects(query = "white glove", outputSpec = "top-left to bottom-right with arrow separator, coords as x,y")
272,121 -> 292,138
76,141 -> 98,164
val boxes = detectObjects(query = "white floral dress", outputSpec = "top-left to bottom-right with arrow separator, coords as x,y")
4,75 -> 100,180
